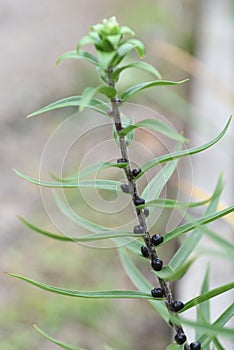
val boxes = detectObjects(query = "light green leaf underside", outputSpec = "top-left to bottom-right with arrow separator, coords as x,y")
166,344 -> 180,350
155,258 -> 195,281
181,281 -> 234,313
199,303 -> 234,347
139,116 -> 232,177
196,266 -> 210,344
120,79 -> 188,102
13,169 -> 122,191
171,314 -> 234,340
118,248 -> 170,322
137,197 -> 212,210
111,61 -> 162,80
34,325 -> 87,350
56,49 -> 98,65
54,192 -> 142,254
119,119 -> 188,143
8,274 -> 154,299
168,175 -> 223,270
163,206 -> 234,244
18,216 -> 143,242
26,96 -> 109,118
52,161 -> 128,182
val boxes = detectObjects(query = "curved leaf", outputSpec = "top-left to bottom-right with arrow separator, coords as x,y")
181,282 -> 234,313
111,61 -> 162,80
77,34 -> 100,51
13,169 -> 122,191
117,39 -> 145,59
26,96 -> 109,118
56,50 -> 98,65
34,325 -> 87,350
120,79 -> 188,102
118,119 -> 188,143
138,116 -> 232,178
155,258 -> 195,281
118,248 -> 170,322
8,274 -> 153,300
196,267 -> 210,341
18,216 -> 143,242
163,206 -> 234,244
137,197 -> 212,210
79,85 -> 116,111
53,161 -> 128,182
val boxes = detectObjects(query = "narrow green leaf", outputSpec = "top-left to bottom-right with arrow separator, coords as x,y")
137,197 -> 212,210
155,258 -> 195,281
79,85 -> 116,111
141,148 -> 181,214
13,169 -> 122,191
196,266 -> 210,342
163,206 -> 234,244
26,96 -> 109,118
56,50 -> 98,65
199,303 -> 234,348
77,34 -> 100,51
181,282 -> 234,313
168,175 -> 223,270
53,161 -> 128,182
166,344 -> 180,350
120,79 -> 188,102
118,248 -> 170,322
119,26 -> 135,36
118,119 -> 188,143
18,216 -> 143,242
171,314 -> 234,340
34,325 -> 87,350
97,50 -> 116,70
8,273 -> 153,299
117,39 -> 145,59
139,117 -> 232,178
111,61 -> 162,80
212,338 -> 225,350
204,227 -> 234,258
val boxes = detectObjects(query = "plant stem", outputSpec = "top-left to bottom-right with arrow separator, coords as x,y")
108,73 -> 189,348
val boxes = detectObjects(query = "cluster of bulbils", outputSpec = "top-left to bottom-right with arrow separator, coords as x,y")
119,158 -> 201,349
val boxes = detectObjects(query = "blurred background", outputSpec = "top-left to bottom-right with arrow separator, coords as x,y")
1,0 -> 233,349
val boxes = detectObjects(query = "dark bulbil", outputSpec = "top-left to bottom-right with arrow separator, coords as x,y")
175,332 -> 187,345
172,300 -> 184,312
117,158 -> 127,163
143,207 -> 149,217
190,342 -> 201,350
134,197 -> 145,206
141,246 -> 149,258
151,287 -> 163,298
151,258 -> 163,271
132,168 -> 141,177
151,234 -> 163,246
120,183 -> 130,193
133,225 -> 144,234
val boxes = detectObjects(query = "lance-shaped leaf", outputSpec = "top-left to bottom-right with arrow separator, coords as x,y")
118,248 -> 170,322
170,314 -> 234,340
181,282 -> 234,313
155,258 -> 196,281
116,38 -> 145,60
199,303 -> 234,347
120,79 -> 188,102
53,161 -> 128,182
77,33 -> 101,51
34,325 -> 87,350
18,216 -> 143,242
54,192 -> 142,254
118,119 -> 188,143
196,266 -> 210,343
56,50 -> 98,66
8,274 -> 154,300
111,61 -> 162,80
79,85 -> 116,111
138,116 -> 232,178
136,197 -> 212,210
203,226 -> 234,258
163,206 -> 234,244
13,169 -> 122,191
26,96 -> 109,118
